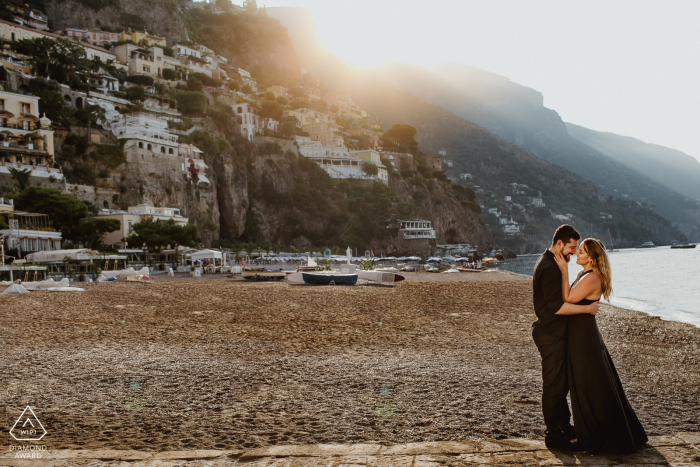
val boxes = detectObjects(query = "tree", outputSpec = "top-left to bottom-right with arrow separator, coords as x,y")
126,217 -> 200,253
162,68 -> 177,81
124,75 -> 154,86
14,187 -> 89,243
362,163 -> 379,176
386,124 -> 418,153
173,91 -> 207,115
28,78 -> 75,127
187,75 -> 204,92
78,217 -> 121,249
74,103 -> 106,127
259,100 -> 283,121
276,95 -> 288,106
241,84 -> 253,95
8,167 -> 33,191
12,37 -> 90,87
123,86 -> 146,102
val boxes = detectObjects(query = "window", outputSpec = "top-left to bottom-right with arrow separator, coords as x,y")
21,103 -> 31,114
160,147 -> 165,153
22,121 -> 29,130
144,66 -> 150,73
147,144 -> 152,150
138,142 -> 143,149
168,148 -> 173,155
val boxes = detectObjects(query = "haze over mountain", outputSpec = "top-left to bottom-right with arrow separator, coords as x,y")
565,123 -> 700,200
267,6 -> 700,242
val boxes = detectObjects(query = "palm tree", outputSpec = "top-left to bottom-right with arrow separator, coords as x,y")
8,167 -> 32,191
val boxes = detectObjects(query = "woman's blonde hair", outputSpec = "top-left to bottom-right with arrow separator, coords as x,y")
580,238 -> 613,300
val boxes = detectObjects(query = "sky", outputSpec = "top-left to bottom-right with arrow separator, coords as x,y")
222,0 -> 700,161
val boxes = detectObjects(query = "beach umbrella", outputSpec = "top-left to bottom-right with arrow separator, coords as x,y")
442,256 -> 456,262
405,256 -> 421,261
455,258 -> 469,263
426,257 -> 441,263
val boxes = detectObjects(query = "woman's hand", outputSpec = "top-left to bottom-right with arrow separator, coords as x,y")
553,252 -> 569,274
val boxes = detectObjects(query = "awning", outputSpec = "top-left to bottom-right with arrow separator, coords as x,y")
197,173 -> 211,185
190,249 -> 222,260
25,249 -> 99,263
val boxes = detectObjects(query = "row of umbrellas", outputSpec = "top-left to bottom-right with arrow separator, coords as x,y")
253,255 -> 423,262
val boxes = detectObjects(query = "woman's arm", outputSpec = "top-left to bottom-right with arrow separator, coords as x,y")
556,301 -> 599,316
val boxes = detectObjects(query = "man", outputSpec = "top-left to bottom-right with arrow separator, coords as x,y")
532,224 -> 598,450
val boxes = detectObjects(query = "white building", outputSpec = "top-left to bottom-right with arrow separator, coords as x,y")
237,68 -> 258,92
503,224 -> 520,234
296,138 -> 386,184
112,115 -> 179,155
175,44 -> 201,59
1,211 -> 62,253
232,103 -> 278,141
397,219 -> 436,240
97,205 -> 189,246
530,197 -> 545,208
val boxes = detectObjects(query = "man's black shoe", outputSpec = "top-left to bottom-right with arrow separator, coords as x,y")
545,438 -> 581,451
561,424 -> 576,440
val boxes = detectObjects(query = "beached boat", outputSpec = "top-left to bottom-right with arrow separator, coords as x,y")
636,241 -> 656,249
241,269 -> 286,281
457,267 -> 484,273
357,270 -> 405,283
671,242 -> 697,249
301,272 -> 358,285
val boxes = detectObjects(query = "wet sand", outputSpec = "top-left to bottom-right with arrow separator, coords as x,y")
1,271 -> 698,452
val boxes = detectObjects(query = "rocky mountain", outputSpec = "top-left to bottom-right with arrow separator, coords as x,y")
267,5 -> 700,243
44,0 -> 189,40
565,123 -> 700,200
267,7 -> 690,246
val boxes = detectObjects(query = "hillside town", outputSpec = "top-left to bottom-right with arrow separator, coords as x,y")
0,0 -> 619,281
0,0 -> 486,278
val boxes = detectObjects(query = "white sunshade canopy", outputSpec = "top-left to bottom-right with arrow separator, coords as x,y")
24,249 -> 99,263
190,249 -> 223,260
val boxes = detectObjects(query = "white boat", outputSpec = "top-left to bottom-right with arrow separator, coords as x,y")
636,241 -> 656,249
357,270 -> 405,283
442,268 -> 460,274
375,267 -> 399,273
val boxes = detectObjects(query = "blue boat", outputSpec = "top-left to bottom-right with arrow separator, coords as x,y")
301,272 -> 358,286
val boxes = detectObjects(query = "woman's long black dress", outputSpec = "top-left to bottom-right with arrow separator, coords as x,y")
567,270 -> 648,454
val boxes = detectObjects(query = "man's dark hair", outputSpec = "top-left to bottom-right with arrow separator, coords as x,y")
551,224 -> 581,247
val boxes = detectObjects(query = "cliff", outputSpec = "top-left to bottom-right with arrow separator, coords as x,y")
210,138 -> 493,254
45,0 -> 189,40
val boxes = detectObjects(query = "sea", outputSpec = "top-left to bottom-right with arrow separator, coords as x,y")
497,246 -> 700,327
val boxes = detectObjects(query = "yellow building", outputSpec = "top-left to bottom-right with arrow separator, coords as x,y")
120,29 -> 167,47
0,90 -> 55,156
0,90 -> 61,187
114,44 -> 166,78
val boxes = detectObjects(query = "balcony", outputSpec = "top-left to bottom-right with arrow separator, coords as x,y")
0,161 -> 63,180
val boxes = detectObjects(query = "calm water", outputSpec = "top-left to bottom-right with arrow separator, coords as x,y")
498,247 -> 700,327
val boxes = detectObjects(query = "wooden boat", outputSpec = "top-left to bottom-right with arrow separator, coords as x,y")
241,269 -> 286,281
301,272 -> 358,286
357,270 -> 405,283
457,267 -> 484,273
671,242 -> 697,249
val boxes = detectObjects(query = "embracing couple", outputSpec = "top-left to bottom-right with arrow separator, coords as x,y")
532,224 -> 648,454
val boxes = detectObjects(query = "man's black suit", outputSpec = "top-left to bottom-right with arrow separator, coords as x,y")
532,250 -> 573,443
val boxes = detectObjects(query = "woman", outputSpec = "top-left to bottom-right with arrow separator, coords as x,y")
553,238 -> 648,454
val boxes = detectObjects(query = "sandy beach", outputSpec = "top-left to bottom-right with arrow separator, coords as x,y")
1,271 -> 699,452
